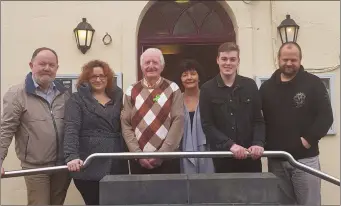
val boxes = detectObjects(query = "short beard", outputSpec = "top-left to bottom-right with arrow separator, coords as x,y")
279,66 -> 298,78
33,74 -> 54,88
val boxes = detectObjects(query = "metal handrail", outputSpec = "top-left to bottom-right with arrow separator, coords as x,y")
1,151 -> 340,186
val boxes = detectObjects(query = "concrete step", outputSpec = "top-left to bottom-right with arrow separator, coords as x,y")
99,173 -> 289,205
104,204 -> 283,206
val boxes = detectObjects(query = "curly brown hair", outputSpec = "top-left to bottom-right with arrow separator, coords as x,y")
76,60 -> 115,94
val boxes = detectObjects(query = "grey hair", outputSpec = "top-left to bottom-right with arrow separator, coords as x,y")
140,48 -> 165,67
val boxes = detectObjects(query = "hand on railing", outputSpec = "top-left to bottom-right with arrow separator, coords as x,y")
230,144 -> 249,159
1,167 -> 4,176
67,159 -> 84,172
230,144 -> 264,160
247,146 -> 264,160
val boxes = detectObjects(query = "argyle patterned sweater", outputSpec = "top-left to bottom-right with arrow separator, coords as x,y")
121,78 -> 184,152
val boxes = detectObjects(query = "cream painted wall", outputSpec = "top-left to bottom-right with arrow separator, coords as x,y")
1,1 -> 339,205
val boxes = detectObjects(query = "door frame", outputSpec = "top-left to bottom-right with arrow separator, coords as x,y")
137,35 -> 235,80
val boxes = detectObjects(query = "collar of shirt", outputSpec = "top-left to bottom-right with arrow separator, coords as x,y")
216,73 -> 242,89
32,77 -> 56,93
143,77 -> 162,88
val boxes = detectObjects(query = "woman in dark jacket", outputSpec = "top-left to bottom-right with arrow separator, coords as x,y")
64,60 -> 128,205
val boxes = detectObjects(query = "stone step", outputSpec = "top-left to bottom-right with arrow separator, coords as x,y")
103,204 -> 282,206
99,173 -> 287,205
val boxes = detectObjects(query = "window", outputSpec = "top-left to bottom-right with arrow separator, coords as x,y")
139,1 -> 234,39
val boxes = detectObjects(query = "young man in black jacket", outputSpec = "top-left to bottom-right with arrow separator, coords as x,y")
199,42 -> 265,173
260,42 -> 333,206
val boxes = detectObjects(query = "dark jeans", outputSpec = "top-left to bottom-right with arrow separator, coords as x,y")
213,158 -> 262,173
130,158 -> 180,174
73,179 -> 99,205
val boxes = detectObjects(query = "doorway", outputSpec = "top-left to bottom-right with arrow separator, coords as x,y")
137,1 -> 235,83
143,44 -> 219,87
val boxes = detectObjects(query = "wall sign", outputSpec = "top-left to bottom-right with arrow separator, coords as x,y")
55,75 -> 78,94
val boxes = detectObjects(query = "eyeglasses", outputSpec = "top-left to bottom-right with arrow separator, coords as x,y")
90,74 -> 107,81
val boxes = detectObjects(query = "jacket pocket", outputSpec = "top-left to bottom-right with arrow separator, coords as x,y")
25,120 -> 57,164
211,99 -> 225,104
240,96 -> 253,113
24,135 -> 30,160
289,135 -> 305,153
24,133 -> 35,162
211,99 -> 226,111
241,96 -> 252,105
211,99 -> 227,122
17,133 -> 29,161
298,137 -> 313,151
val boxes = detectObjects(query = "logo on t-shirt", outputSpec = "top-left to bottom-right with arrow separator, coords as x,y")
293,92 -> 306,108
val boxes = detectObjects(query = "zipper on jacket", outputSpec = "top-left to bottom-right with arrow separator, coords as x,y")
49,100 -> 60,164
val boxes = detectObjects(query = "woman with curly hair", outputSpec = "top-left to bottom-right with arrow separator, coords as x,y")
63,60 -> 128,205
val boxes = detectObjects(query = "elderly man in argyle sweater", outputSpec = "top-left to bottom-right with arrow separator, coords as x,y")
121,48 -> 184,174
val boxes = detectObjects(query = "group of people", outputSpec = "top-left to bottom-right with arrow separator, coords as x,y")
0,41 -> 333,206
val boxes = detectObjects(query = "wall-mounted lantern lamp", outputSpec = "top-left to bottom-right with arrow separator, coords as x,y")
277,14 -> 300,44
74,18 -> 95,54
